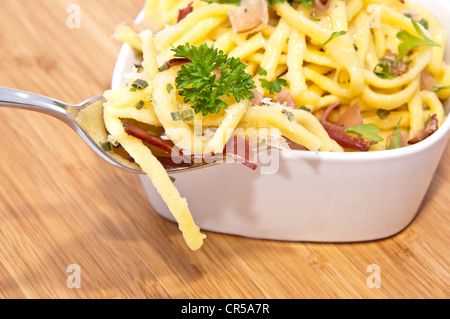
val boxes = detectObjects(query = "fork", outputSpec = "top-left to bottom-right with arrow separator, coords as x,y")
0,86 -> 217,174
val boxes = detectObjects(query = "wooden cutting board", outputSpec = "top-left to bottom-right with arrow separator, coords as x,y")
0,0 -> 448,299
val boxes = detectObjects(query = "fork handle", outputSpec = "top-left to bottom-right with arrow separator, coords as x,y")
0,86 -> 70,120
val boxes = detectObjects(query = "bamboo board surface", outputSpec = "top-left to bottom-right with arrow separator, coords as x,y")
0,0 -> 448,299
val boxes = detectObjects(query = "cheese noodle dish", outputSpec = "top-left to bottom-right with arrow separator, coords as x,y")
102,0 -> 450,250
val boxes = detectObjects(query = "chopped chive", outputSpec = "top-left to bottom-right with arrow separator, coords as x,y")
149,97 -> 158,106
171,111 -> 181,121
100,142 -> 112,152
169,176 -> 176,183
181,109 -> 194,123
353,44 -> 358,51
131,79 -> 148,90
310,17 -> 321,22
158,64 -> 168,72
377,109 -> 390,120
281,109 -> 295,121
107,135 -> 119,147
299,105 -> 312,112
147,130 -> 159,137
166,83 -> 173,93
135,100 -> 145,110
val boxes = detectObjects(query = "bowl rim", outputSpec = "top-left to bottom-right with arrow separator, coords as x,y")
111,0 -> 450,163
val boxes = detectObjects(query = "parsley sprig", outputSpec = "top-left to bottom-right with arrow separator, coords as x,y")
374,59 -> 398,79
260,78 -> 288,95
172,43 -> 256,116
257,67 -> 288,95
397,18 -> 440,60
432,85 -> 450,93
345,124 -> 383,142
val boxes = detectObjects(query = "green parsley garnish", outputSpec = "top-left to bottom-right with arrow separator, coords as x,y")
374,59 -> 398,79
258,67 -> 268,76
376,109 -> 390,120
417,18 -> 429,30
172,43 -> 256,116
131,79 -> 149,91
345,124 -> 383,142
404,13 -> 429,30
387,119 -> 403,150
397,17 -> 440,60
432,85 -> 450,93
321,31 -> 347,47
260,78 -> 288,95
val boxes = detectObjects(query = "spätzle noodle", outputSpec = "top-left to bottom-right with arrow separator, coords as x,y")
104,0 -> 449,250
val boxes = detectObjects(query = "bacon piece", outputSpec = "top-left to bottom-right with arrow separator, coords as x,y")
122,120 -> 183,156
336,102 -> 363,128
177,2 -> 193,22
284,137 -> 308,151
321,102 -> 376,151
250,88 -> 264,106
420,69 -> 438,91
274,90 -> 296,108
314,0 -> 330,12
224,135 -> 258,170
408,114 -> 439,144
124,120 -> 257,170
228,0 -> 269,35
383,50 -> 409,76
161,136 -> 258,170
163,58 -> 191,70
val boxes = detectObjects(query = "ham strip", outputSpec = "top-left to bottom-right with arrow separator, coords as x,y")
123,121 -> 257,170
274,90 -> 296,108
321,102 -> 376,151
314,0 -> 330,13
163,58 -> 191,70
177,2 -> 193,22
250,88 -> 264,106
420,69 -> 438,91
224,135 -> 258,170
383,50 -> 409,76
228,0 -> 269,35
408,114 -> 439,144
122,120 -> 183,156
336,102 -> 363,128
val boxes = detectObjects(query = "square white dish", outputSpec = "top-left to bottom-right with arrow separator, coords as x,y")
111,0 -> 450,242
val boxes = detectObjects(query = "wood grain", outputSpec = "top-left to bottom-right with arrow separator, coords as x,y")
0,0 -> 448,299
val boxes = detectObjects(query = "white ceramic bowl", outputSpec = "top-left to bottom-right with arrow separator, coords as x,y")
112,0 -> 450,242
